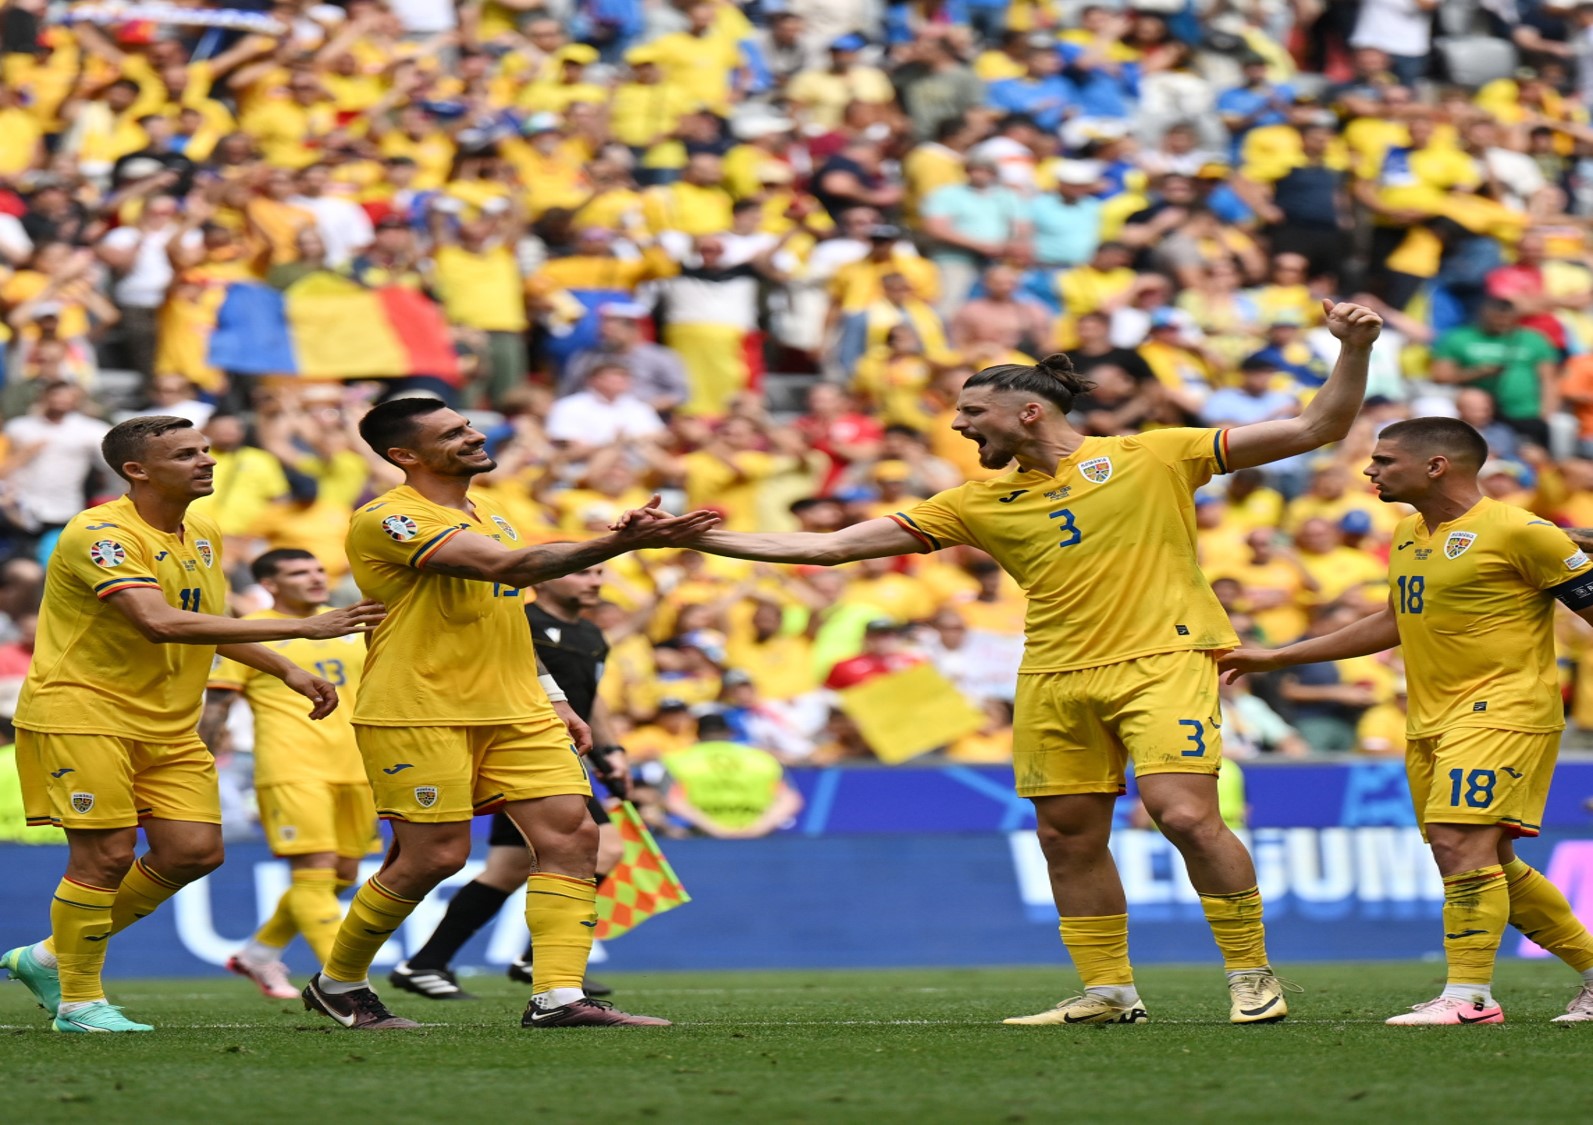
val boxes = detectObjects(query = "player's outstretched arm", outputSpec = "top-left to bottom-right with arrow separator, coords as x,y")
109,588 -> 387,646
1223,300 -> 1383,471
422,496 -> 723,587
214,642 -> 341,720
670,517 -> 926,566
1218,605 -> 1400,683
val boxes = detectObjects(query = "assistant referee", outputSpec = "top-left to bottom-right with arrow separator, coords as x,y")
389,566 -> 629,999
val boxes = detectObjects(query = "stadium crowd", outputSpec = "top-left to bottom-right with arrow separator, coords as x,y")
7,0 -> 1593,824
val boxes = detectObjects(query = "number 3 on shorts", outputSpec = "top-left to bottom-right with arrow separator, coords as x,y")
1178,718 -> 1206,757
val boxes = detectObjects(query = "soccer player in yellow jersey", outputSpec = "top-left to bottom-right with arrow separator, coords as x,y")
0,416 -> 384,1033
633,302 -> 1385,1025
202,549 -> 380,1000
301,398 -> 718,1030
1223,417 -> 1593,1026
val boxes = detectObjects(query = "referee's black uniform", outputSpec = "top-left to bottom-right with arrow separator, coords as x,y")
486,601 -> 613,847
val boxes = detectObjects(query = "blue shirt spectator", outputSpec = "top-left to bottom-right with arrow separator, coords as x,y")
1029,165 -> 1104,268
986,45 -> 1079,132
1216,56 -> 1295,154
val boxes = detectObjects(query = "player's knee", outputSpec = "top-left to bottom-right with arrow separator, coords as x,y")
72,841 -> 137,887
1034,817 -> 1108,862
412,837 -> 474,884
1152,804 -> 1222,848
166,842 -> 226,880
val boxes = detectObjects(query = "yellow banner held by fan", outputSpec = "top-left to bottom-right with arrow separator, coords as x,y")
836,662 -> 985,765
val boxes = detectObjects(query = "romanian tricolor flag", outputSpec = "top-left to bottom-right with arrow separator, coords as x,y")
207,275 -> 461,383
594,802 -> 691,939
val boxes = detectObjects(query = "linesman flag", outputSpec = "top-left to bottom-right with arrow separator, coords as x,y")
595,802 -> 691,939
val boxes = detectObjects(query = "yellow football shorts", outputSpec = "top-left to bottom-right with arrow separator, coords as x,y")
257,780 -> 382,858
1405,727 -> 1559,840
356,717 -> 591,823
1012,650 -> 1224,798
15,729 -> 220,830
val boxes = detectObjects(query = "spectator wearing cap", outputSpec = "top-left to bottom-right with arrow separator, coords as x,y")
519,43 -> 606,114
787,34 -> 895,129
921,155 -> 1031,319
896,34 -> 985,143
546,362 -> 667,455
1202,357 -> 1300,429
562,302 -> 690,412
662,712 -> 804,839
647,0 -> 750,115
610,45 -> 698,186
986,37 -> 1079,134
1030,160 -> 1104,269
823,618 -> 926,690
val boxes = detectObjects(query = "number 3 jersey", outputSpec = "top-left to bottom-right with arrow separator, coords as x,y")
1390,497 -> 1593,738
209,610 -> 368,787
890,428 -> 1238,674
15,494 -> 227,740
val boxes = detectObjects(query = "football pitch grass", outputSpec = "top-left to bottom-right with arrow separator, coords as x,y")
5,962 -> 1591,1124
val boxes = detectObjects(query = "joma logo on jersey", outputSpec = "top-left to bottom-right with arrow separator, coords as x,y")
88,540 -> 126,568
383,515 -> 419,541
1444,532 -> 1477,559
1079,457 -> 1113,484
492,515 -> 519,541
413,785 -> 439,808
70,792 -> 94,814
195,539 -> 214,568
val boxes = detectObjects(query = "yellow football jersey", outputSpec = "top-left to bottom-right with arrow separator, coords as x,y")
209,609 -> 367,787
893,428 -> 1238,674
1390,497 -> 1593,738
15,495 -> 227,740
346,485 -> 554,728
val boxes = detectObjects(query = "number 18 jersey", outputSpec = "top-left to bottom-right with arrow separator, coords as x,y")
891,428 -> 1239,674
1389,497 -> 1593,738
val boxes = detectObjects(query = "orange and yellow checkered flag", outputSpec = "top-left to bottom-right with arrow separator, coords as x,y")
595,802 -> 692,939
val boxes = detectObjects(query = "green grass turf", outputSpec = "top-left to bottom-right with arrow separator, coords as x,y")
5,962 -> 1593,1124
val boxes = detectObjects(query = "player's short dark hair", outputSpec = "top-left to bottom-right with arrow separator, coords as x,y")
963,352 -> 1095,413
358,396 -> 449,466
696,712 -> 732,740
101,415 -> 194,482
251,548 -> 318,583
1378,417 -> 1489,470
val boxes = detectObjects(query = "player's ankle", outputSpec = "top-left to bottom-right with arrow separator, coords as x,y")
58,998 -> 107,1014
532,987 -> 585,1009
30,942 -> 57,968
1083,984 -> 1139,1005
1440,982 -> 1493,1004
237,940 -> 284,966
318,973 -> 369,995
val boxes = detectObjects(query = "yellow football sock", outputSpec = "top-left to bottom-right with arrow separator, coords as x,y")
254,891 -> 300,950
285,868 -> 344,964
108,858 -> 183,936
1504,857 -> 1593,973
51,877 -> 117,1005
323,876 -> 419,983
1442,864 -> 1509,985
1058,914 -> 1133,987
1199,885 -> 1269,971
525,873 -> 597,993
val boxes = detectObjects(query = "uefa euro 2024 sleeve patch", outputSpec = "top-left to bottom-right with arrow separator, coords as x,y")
89,540 -> 126,568
382,514 -> 419,542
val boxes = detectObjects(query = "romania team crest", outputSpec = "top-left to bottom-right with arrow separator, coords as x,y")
1444,531 -> 1477,559
89,540 -> 125,568
413,785 -> 439,808
195,539 -> 214,568
491,515 -> 519,541
382,514 -> 419,542
70,792 -> 94,814
1079,457 -> 1113,484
